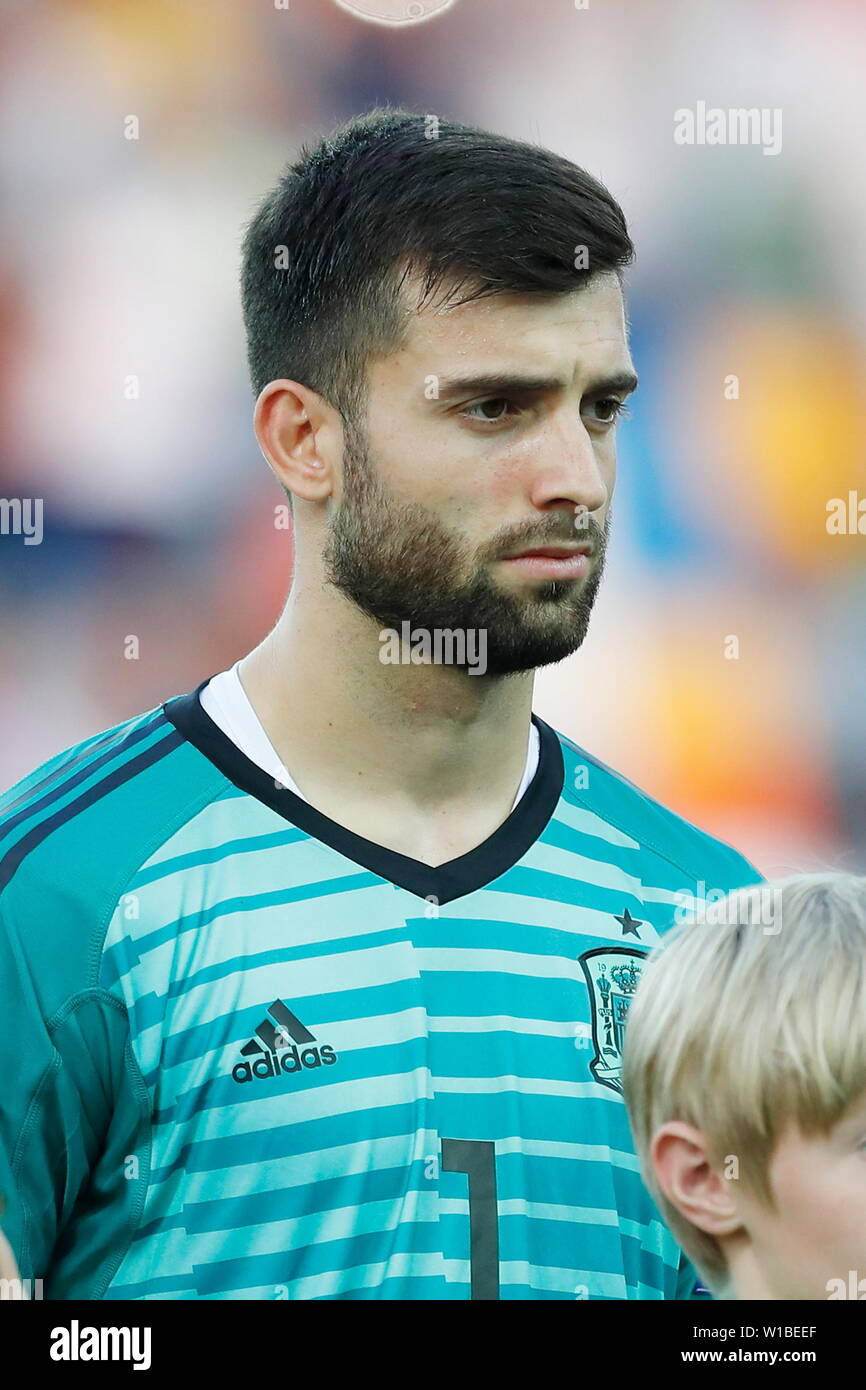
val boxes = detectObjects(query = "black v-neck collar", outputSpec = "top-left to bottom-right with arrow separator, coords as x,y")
162,676 -> 564,905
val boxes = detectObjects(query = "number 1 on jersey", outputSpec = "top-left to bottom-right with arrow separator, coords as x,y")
440,1137 -> 500,1300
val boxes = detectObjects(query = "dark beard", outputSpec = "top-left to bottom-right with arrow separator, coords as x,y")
322,420 -> 609,677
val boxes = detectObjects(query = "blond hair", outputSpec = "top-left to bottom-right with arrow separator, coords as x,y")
621,872 -> 866,1298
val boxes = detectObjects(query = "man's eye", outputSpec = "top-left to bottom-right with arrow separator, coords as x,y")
588,397 -> 630,425
462,397 -> 515,423
461,395 -> 630,426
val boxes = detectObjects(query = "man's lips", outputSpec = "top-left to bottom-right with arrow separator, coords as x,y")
500,544 -> 593,579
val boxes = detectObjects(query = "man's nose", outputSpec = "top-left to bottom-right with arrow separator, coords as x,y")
525,417 -> 610,515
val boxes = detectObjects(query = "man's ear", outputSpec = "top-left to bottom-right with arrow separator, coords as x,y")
650,1121 -> 743,1239
253,379 -> 342,505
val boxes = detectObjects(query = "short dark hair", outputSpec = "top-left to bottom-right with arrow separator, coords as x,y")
240,106 -> 634,423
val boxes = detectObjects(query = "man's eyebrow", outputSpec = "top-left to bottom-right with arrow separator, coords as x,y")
433,370 -> 639,401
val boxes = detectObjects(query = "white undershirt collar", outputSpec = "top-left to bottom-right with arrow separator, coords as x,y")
199,661 -> 540,812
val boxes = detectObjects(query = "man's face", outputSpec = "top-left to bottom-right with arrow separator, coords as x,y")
732,1095 -> 866,1299
323,271 -> 636,676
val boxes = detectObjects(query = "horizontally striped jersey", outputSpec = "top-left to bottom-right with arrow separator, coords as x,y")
0,678 -> 763,1300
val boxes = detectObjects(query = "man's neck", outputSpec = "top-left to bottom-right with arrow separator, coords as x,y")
236,587 -> 536,866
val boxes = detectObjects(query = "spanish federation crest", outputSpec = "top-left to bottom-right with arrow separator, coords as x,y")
578,947 -> 647,1094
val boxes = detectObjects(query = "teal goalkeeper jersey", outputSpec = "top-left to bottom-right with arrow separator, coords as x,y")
0,679 -> 763,1300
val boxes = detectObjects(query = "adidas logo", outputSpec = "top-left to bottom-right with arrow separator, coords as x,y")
232,999 -> 338,1084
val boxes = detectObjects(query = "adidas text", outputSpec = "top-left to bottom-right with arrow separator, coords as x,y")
232,1043 -> 337,1083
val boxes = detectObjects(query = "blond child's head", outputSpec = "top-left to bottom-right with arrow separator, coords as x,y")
622,872 -> 866,1300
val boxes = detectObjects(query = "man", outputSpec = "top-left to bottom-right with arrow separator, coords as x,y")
0,108 -> 762,1300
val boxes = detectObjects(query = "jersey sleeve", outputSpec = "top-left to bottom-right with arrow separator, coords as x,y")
0,878 -> 147,1295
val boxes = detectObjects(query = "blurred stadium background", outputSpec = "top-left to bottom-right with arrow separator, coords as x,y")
1,0 -> 864,879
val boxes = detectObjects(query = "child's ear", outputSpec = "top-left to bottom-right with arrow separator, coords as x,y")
650,1121 -> 742,1238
